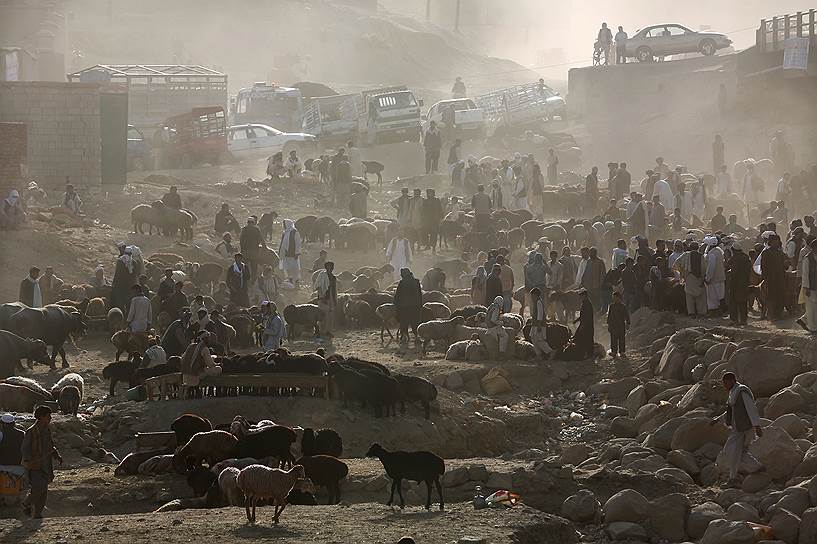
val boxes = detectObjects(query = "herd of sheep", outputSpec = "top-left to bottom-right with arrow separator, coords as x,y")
116,413 -> 445,525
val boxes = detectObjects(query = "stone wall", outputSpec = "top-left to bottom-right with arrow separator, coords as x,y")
0,122 -> 27,196
0,81 -> 102,190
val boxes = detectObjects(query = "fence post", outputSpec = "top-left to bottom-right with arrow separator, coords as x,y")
772,16 -> 778,50
784,14 -> 791,40
758,19 -> 766,52
797,11 -> 803,37
810,9 -> 816,40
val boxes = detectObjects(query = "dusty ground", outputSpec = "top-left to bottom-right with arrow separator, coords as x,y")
0,502 -> 577,544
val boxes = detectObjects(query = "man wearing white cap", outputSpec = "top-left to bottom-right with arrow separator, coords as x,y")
704,236 -> 726,313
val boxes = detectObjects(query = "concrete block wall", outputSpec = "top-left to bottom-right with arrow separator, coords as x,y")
0,82 -> 101,190
0,122 -> 27,196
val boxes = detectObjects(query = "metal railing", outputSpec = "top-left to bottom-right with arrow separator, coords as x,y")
757,9 -> 817,52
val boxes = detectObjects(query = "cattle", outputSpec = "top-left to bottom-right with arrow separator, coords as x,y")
0,330 -> 49,378
7,302 -> 88,368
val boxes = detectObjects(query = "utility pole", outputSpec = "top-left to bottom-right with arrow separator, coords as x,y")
454,0 -> 461,32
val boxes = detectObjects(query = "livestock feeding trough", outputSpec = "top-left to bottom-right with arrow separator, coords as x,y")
144,372 -> 334,401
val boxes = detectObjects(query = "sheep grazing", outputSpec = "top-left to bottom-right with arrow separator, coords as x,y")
421,302 -> 451,322
375,303 -> 399,342
110,330 -> 149,361
394,374 -> 437,419
173,430 -> 238,473
286,477 -> 317,505
328,363 -> 399,418
50,372 -> 84,415
450,305 -> 487,320
217,466 -> 244,506
171,414 -> 213,447
231,416 -> 297,468
211,457 -> 279,475
301,428 -> 343,458
237,464 -> 306,524
416,316 -> 465,354
295,455 -> 349,504
365,443 -> 445,510
282,304 -> 323,340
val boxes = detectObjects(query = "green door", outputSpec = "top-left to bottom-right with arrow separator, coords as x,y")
100,92 -> 128,186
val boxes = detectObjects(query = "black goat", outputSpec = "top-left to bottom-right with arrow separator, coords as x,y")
395,374 -> 438,419
365,443 -> 445,510
187,465 -> 216,496
301,428 -> 343,458
295,455 -> 349,504
102,357 -> 138,396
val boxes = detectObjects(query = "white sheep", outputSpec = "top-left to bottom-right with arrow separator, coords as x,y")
218,466 -> 244,506
237,464 -> 305,524
210,456 -> 279,474
50,372 -> 84,399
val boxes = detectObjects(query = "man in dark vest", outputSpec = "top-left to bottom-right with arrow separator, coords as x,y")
711,372 -> 764,488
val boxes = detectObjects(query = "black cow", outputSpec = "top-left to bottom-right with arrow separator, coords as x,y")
8,301 -> 88,368
0,302 -> 28,330
0,330 -> 49,377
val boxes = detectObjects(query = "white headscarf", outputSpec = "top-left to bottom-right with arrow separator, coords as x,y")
5,190 -> 20,207
119,248 -> 134,274
279,219 -> 301,266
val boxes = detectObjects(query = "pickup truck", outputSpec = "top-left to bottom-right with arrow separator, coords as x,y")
423,98 -> 486,139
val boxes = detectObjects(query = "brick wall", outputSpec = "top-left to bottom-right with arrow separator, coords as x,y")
0,122 -> 27,196
0,81 -> 101,190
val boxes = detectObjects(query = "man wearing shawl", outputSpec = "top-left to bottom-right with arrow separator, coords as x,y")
529,288 -> 551,359
0,189 -> 26,229
21,405 -> 62,518
524,253 -> 548,318
19,267 -> 43,307
394,268 -> 422,346
180,331 -> 222,389
226,253 -> 251,307
673,242 -> 707,316
261,302 -> 286,349
704,236 -> 726,313
278,219 -> 302,284
471,266 -> 487,305
126,284 -> 152,333
484,295 -> 509,356
111,244 -> 136,313
386,234 -> 412,282
711,372 -> 763,488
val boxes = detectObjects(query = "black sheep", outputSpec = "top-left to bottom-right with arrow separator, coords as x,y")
394,374 -> 438,419
134,355 -> 181,382
295,455 -> 349,504
268,349 -> 328,375
331,355 -> 391,375
171,414 -> 213,447
301,428 -> 343,458
235,424 -> 297,467
328,363 -> 398,418
187,465 -> 216,496
365,443 -> 445,510
102,358 -> 138,396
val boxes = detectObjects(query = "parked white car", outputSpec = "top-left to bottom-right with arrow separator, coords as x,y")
422,98 -> 486,139
227,123 -> 316,159
624,24 -> 732,62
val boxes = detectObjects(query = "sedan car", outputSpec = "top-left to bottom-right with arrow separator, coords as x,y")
127,124 -> 151,171
624,24 -> 732,62
227,123 -> 317,160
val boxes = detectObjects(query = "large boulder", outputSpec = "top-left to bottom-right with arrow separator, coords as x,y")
800,507 -> 817,544
749,426 -> 805,480
700,519 -> 763,544
773,414 -> 810,439
667,449 -> 700,475
561,444 -> 592,466
589,377 -> 642,400
769,508 -> 800,544
670,417 -> 730,452
726,502 -> 760,522
770,488 -> 811,518
793,444 -> 817,478
765,388 -> 806,420
611,416 -> 638,438
647,493 -> 689,541
603,489 -> 651,523
677,380 -> 728,413
645,417 -> 686,450
625,385 -> 647,417
606,521 -> 648,541
704,342 -> 737,365
561,489 -> 601,523
658,328 -> 705,380
688,501 -> 725,539
741,471 -> 772,493
731,347 -> 805,398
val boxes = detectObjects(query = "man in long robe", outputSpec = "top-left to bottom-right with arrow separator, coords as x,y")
760,234 -> 787,320
19,267 -> 43,307
394,268 -> 422,346
673,242 -> 707,316
386,235 -> 412,282
572,290 -> 595,359
705,236 -> 726,312
278,219 -> 302,284
111,245 -> 136,313
727,242 -> 751,326
798,238 -> 817,333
